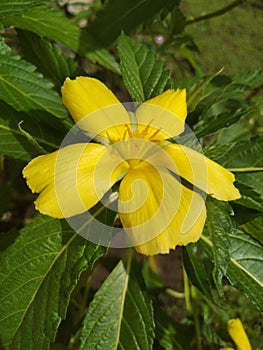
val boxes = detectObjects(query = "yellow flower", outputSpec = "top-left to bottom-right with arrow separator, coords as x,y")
23,77 -> 240,255
220,318 -> 253,350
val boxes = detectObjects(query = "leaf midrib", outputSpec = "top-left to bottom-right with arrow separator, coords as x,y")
200,235 -> 263,288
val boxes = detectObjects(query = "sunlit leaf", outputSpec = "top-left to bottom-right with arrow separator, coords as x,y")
0,37 -> 68,119
0,215 -> 106,349
200,229 -> 263,312
118,34 -> 171,101
80,257 -> 155,350
0,0 -> 48,19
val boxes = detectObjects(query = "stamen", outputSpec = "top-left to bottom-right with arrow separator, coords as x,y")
143,119 -> 154,134
125,124 -> 134,139
150,128 -> 161,141
106,130 -> 115,145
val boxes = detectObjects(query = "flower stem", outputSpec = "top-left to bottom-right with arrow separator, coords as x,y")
183,268 -> 192,315
227,167 -> 263,172
185,0 -> 245,26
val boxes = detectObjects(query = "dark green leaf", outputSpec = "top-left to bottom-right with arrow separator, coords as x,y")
18,30 -> 82,91
214,135 -> 263,169
0,229 -> 18,255
182,244 -> 213,299
0,0 -> 48,19
3,7 -> 121,73
0,101 -> 67,161
185,69 -> 223,114
205,199 -> 233,294
83,0 -> 176,49
118,34 -> 171,101
2,6 -> 81,52
80,256 -> 155,350
86,49 -> 121,75
0,38 -> 68,119
0,215 -> 106,349
200,229 -> 263,312
154,306 -> 194,350
209,136 -> 263,198
234,182 -> 263,212
240,216 -> 263,244
194,109 -> 250,138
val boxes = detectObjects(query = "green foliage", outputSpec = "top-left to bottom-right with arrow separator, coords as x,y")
0,1 -> 262,349
0,215 -> 106,349
118,34 -> 171,101
0,37 -> 67,119
80,256 -> 154,350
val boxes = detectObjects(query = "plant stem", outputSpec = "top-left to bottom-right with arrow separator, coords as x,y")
183,268 -> 192,315
166,288 -> 185,299
192,287 -> 203,350
185,0 -> 245,26
227,167 -> 263,172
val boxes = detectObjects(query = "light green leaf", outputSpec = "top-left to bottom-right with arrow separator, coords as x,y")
80,255 -> 155,350
117,34 -> 171,101
200,229 -> 263,312
205,199 -> 232,294
0,215 -> 106,349
0,0 -> 48,19
18,30 -> 82,91
0,38 -> 68,119
83,0 -> 176,48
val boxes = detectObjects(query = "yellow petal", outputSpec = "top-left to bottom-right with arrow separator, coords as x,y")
118,165 -> 206,255
135,89 -> 187,140
228,319 -> 252,350
23,143 -> 128,218
61,77 -> 129,142
159,144 -> 241,201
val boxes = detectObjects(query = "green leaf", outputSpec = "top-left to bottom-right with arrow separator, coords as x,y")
154,306 -> 194,350
0,38 -> 68,119
3,7 -> 121,73
83,0 -> 176,49
18,30 -> 82,91
240,216 -> 263,244
194,109 -> 250,138
210,136 -> 263,199
182,244 -> 213,300
80,255 -> 155,350
234,182 -> 263,212
205,199 -> 232,294
2,6 -> 81,53
117,34 -> 171,101
200,229 -> 263,312
0,0 -> 48,19
0,215 -> 106,349
0,101 -> 66,161
185,69 -> 223,114
86,49 -> 121,75
213,135 -> 263,170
